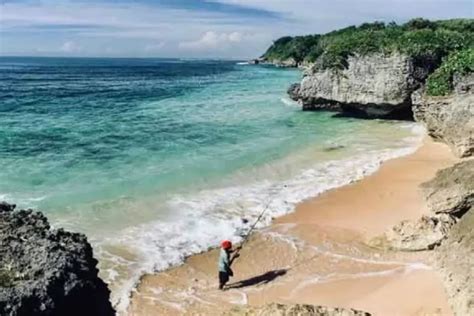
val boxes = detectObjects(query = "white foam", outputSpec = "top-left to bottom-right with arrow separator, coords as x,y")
280,97 -> 299,107
99,123 -> 425,312
289,263 -> 430,298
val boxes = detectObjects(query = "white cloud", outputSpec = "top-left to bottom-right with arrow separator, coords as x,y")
179,31 -> 244,51
60,41 -> 81,53
1,0 -> 471,58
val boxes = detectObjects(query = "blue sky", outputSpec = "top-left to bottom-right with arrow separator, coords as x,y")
1,0 -> 472,58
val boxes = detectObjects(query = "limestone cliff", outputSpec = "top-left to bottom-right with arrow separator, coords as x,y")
428,161 -> 474,315
435,205 -> 474,315
0,202 -> 115,316
289,53 -> 431,119
412,73 -> 474,158
369,160 -> 473,315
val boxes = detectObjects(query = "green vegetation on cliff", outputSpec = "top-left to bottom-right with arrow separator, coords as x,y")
263,18 -> 473,95
426,48 -> 474,96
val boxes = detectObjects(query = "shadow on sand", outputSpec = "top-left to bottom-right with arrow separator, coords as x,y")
226,269 -> 288,290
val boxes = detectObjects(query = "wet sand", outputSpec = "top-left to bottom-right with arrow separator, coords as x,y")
128,139 -> 457,316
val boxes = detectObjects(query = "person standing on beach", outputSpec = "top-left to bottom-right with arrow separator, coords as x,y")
218,240 -> 239,290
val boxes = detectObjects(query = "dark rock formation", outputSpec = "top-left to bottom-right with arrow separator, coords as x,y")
225,303 -> 371,316
288,53 -> 431,119
0,202 -> 115,316
412,73 -> 474,158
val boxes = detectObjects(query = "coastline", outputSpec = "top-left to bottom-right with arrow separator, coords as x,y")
128,137 -> 458,315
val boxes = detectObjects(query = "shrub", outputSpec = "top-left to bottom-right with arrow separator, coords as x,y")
405,18 -> 437,30
426,48 -> 474,96
262,18 -> 473,72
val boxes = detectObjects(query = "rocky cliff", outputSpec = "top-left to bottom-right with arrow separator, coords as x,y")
369,160 -> 473,315
435,204 -> 474,315
370,160 -> 473,252
425,160 -> 474,315
288,53 -> 431,119
412,73 -> 474,157
0,202 -> 115,316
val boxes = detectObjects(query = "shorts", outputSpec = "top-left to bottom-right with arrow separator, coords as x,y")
219,271 -> 229,285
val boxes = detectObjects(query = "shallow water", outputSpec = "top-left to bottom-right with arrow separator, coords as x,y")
0,57 -> 422,309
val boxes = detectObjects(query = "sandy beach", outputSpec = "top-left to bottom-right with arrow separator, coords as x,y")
128,138 -> 458,316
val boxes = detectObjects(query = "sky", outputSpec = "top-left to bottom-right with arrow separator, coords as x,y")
0,0 -> 472,58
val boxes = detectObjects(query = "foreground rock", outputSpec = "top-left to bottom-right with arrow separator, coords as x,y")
0,202 -> 115,316
412,73 -> 474,158
369,160 -> 473,251
289,53 -> 432,119
225,303 -> 371,316
421,159 -> 474,216
434,207 -> 474,315
369,214 -> 456,251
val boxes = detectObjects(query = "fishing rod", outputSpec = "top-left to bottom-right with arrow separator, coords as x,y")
232,195 -> 275,258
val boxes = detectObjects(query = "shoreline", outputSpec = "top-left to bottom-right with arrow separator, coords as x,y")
127,137 -> 458,315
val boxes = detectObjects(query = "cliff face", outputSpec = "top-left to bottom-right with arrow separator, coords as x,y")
289,53 -> 431,119
426,161 -> 474,315
369,160 -> 473,315
412,73 -> 474,157
0,202 -> 115,316
287,52 -> 473,158
435,204 -> 474,315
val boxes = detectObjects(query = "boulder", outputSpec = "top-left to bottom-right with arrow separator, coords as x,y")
369,214 -> 456,251
421,160 -> 474,217
225,303 -> 371,316
412,73 -> 474,158
0,202 -> 115,316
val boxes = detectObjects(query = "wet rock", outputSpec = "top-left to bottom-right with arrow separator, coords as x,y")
287,83 -> 301,101
421,160 -> 474,217
225,303 -> 371,316
412,73 -> 474,158
0,202 -> 115,316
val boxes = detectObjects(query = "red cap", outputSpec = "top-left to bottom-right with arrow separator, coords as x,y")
221,240 -> 232,250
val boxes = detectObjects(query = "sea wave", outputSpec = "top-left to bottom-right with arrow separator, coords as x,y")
98,124 -> 425,312
280,97 -> 299,107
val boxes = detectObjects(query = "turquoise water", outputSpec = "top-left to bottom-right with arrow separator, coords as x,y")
0,57 -> 422,309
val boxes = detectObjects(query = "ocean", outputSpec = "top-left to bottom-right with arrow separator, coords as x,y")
0,57 -> 423,310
